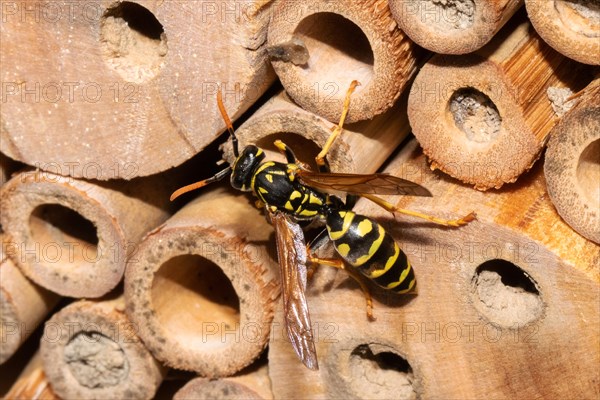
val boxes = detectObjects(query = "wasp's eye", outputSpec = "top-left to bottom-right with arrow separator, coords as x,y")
231,146 -> 265,191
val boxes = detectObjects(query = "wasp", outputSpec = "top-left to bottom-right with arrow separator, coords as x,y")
171,81 -> 475,370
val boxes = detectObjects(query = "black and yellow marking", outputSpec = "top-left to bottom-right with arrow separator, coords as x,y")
327,210 -> 416,293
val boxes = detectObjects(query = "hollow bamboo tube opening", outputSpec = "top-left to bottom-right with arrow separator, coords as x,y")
125,186 -> 279,377
526,0 -> 600,65
0,171 -> 170,297
545,79 -> 600,243
389,0 -> 523,54
40,297 -> 165,400
408,18 -> 592,190
268,0 -> 420,123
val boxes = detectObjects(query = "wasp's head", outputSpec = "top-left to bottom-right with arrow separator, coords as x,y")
231,145 -> 265,191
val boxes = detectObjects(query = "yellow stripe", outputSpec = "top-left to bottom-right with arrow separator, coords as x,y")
284,201 -> 294,211
265,174 -> 273,183
337,243 -> 350,257
290,191 -> 302,200
309,194 -> 323,205
327,211 -> 354,240
251,161 -> 274,190
353,225 -> 385,266
396,278 -> 416,294
386,261 -> 412,289
369,242 -> 399,278
356,219 -> 373,237
299,209 -> 318,217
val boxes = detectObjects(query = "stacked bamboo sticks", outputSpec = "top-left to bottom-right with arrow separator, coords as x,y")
1,1 -> 598,399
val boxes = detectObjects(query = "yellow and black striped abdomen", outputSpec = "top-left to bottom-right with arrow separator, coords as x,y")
326,210 -> 416,293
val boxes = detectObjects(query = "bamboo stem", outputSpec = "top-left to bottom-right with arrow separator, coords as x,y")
0,171 -> 171,297
544,79 -> 600,244
4,352 -> 58,400
221,91 -> 412,174
408,16 -> 593,190
525,0 -> 600,65
124,185 -> 279,377
40,295 -> 166,399
267,0 -> 421,123
269,140 -> 599,399
0,234 -> 60,365
0,0 -> 274,179
389,0 -> 524,54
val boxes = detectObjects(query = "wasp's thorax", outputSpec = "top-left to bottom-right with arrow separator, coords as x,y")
231,145 -> 265,191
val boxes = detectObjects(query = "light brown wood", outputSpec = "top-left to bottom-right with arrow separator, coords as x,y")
174,363 -> 272,400
269,140 -> 600,399
4,352 -> 59,400
408,16 -> 593,190
221,91 -> 412,174
40,295 -> 166,399
389,0 -> 524,54
0,0 -> 275,179
0,170 -> 171,297
267,0 -> 421,123
526,0 -> 600,65
124,185 -> 279,377
545,79 -> 600,244
0,234 -> 60,365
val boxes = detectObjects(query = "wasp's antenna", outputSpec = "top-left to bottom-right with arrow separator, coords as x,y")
217,89 -> 239,157
170,166 -> 232,201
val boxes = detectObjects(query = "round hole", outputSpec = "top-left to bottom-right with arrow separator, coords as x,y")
100,1 -> 167,83
29,204 -> 99,266
293,12 -> 374,91
449,88 -> 502,143
555,0 -> 600,37
576,138 -> 600,204
348,344 -> 416,400
64,331 -> 129,388
152,255 -> 240,348
255,132 -> 322,170
472,259 -> 544,327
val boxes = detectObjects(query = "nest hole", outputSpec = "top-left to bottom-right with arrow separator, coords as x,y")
100,1 -> 167,83
29,204 -> 99,265
449,88 -> 501,143
64,331 -> 129,388
348,344 -> 416,400
421,0 -> 476,30
293,12 -> 374,95
152,255 -> 240,348
577,138 -> 600,204
472,259 -> 544,328
255,132 -> 322,170
556,0 -> 600,37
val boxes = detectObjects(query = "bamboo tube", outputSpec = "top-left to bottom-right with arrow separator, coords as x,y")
269,140 -> 599,399
0,0 -> 274,179
4,352 -> 58,400
221,91 -> 412,174
389,0 -> 524,54
267,0 -> 421,123
0,171 -> 171,297
0,234 -> 60,365
545,79 -> 600,244
0,152 -> 19,188
525,0 -> 600,65
407,16 -> 592,190
174,363 -> 272,400
40,295 -> 166,399
124,185 -> 279,377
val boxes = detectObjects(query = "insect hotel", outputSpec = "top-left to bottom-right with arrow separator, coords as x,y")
1,1 -> 598,399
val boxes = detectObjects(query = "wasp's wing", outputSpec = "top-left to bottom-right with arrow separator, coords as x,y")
297,171 -> 432,197
271,211 -> 318,370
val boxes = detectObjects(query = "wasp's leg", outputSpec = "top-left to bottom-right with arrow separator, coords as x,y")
315,80 -> 360,172
361,193 -> 476,227
273,140 -> 312,171
308,254 -> 375,321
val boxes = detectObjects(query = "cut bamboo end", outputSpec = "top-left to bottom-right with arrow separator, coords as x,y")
4,352 -> 59,400
221,91 -> 411,174
0,235 -> 60,364
0,1 -> 274,179
0,171 -> 170,297
125,186 -> 279,377
269,141 -> 599,399
389,0 -> 524,54
174,363 -> 272,400
526,0 -> 600,65
408,18 -> 592,190
545,79 -> 600,244
39,296 -> 165,400
267,0 -> 421,123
